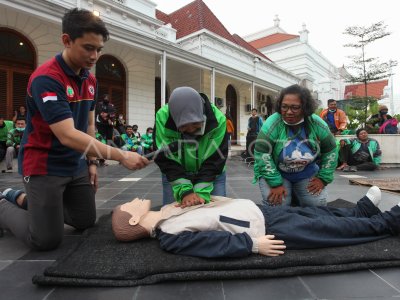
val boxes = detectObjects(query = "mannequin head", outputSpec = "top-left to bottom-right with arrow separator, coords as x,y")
112,198 -> 152,242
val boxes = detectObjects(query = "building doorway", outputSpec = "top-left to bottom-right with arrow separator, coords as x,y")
225,84 -> 238,143
154,77 -> 170,115
0,28 -> 35,120
96,55 -> 126,117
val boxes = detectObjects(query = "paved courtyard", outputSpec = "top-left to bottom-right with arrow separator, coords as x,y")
0,155 -> 400,299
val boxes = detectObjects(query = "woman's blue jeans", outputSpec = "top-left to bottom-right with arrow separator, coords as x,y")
162,172 -> 226,205
259,177 -> 327,207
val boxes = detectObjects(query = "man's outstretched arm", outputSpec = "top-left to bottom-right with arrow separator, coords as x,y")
157,230 -> 254,258
157,230 -> 286,258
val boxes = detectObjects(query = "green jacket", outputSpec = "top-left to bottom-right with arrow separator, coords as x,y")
0,120 -> 14,142
253,113 -> 338,187
141,133 -> 153,149
342,137 -> 381,165
6,128 -> 24,148
95,132 -> 106,144
121,133 -> 141,151
154,100 -> 228,203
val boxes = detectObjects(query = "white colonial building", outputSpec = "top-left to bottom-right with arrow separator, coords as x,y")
244,15 -> 348,107
0,0 -> 300,144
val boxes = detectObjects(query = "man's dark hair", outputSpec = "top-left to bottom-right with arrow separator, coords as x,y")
15,117 -> 26,122
252,108 -> 257,112
62,8 -> 109,41
126,125 -> 133,130
146,127 -> 153,132
274,84 -> 317,117
327,99 -> 336,105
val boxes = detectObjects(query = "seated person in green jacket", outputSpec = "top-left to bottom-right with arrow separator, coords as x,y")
121,125 -> 143,155
253,84 -> 337,208
0,115 -> 14,163
5,118 -> 26,171
111,186 -> 400,258
154,86 -> 228,207
337,128 -> 382,172
141,127 -> 154,155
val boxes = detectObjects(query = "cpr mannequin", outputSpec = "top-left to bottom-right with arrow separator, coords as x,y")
111,189 -> 400,258
112,197 -> 285,257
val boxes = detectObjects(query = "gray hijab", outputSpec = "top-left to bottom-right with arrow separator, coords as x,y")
168,87 -> 205,129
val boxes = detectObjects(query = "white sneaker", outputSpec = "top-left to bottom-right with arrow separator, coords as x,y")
366,186 -> 381,207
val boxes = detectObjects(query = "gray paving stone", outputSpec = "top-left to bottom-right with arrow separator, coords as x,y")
300,270 -> 400,299
222,277 -> 312,300
0,157 -> 399,299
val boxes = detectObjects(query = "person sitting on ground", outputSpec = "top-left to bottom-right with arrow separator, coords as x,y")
0,115 -> 14,163
111,186 -> 400,258
337,128 -> 382,172
12,105 -> 27,123
131,124 -> 141,140
5,118 -> 26,172
95,94 -> 116,122
141,127 -> 154,155
367,105 -> 395,134
319,99 -> 347,135
96,109 -> 114,142
121,125 -> 143,155
115,113 -> 126,135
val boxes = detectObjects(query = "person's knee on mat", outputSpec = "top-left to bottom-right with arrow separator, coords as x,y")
30,234 -> 63,251
68,214 -> 96,230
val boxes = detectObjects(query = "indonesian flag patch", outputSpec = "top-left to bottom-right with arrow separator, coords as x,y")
41,92 -> 58,103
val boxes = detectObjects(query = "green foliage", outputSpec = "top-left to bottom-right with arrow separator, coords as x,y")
314,107 -> 323,116
393,114 -> 400,121
342,96 -> 377,129
343,21 -> 397,95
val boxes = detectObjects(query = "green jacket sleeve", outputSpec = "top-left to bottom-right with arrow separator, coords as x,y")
253,114 -> 283,187
371,139 -> 382,165
6,130 -> 15,147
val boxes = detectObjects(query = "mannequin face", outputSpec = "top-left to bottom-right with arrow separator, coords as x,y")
120,198 -> 151,225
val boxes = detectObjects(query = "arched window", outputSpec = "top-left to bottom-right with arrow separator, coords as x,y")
96,55 -> 126,117
0,28 -> 36,119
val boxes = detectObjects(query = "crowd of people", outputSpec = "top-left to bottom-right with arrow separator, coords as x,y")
94,94 -> 154,162
0,9 -> 399,261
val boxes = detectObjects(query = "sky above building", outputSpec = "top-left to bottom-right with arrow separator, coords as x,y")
154,0 -> 400,112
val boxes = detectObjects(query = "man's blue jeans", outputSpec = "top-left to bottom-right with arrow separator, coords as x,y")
259,176 -> 327,207
162,172 -> 226,205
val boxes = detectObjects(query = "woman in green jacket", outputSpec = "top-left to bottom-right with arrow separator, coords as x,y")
253,84 -> 337,207
154,87 -> 228,207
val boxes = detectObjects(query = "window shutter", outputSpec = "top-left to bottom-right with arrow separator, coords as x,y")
12,72 -> 30,112
0,70 -> 6,117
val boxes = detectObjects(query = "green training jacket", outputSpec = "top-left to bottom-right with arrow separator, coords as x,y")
253,112 -> 338,187
342,137 -> 382,165
154,99 -> 228,203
